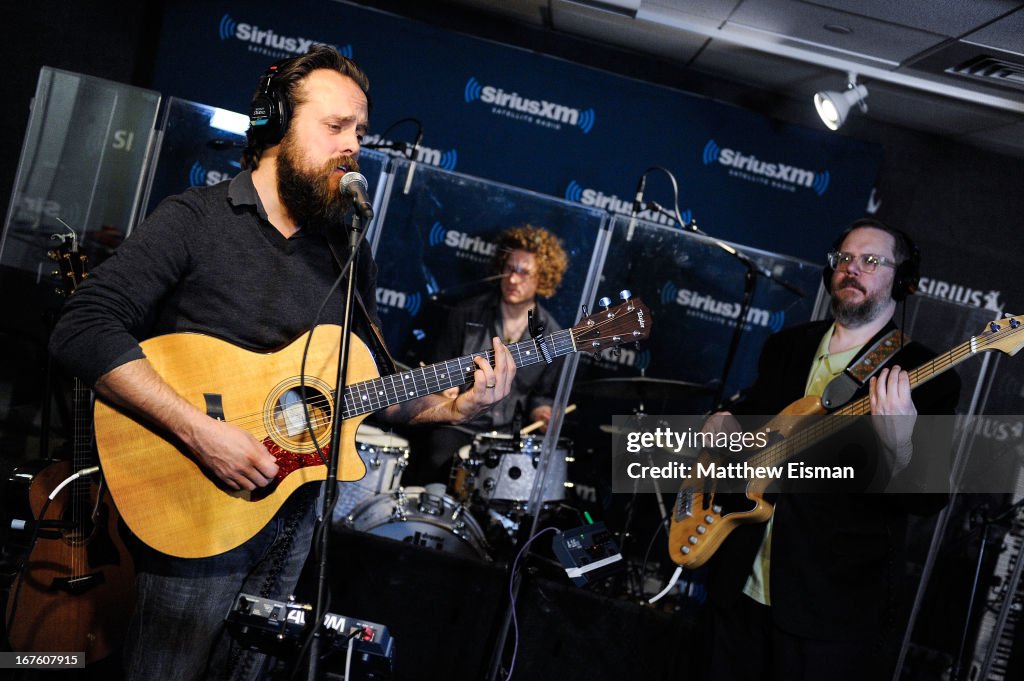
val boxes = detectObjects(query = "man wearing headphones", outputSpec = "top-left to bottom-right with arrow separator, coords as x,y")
49,46 -> 515,681
699,218 -> 960,680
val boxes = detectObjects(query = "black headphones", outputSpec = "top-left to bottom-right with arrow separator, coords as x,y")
822,217 -> 920,302
248,58 -> 294,146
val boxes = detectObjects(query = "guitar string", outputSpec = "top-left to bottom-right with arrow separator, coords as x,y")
751,336 -> 981,471
683,330 -> 999,504
188,310 -> 638,437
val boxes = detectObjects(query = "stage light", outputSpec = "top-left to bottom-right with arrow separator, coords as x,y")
814,73 -> 869,130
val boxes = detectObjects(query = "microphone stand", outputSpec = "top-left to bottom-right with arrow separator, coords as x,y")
305,212 -> 366,681
644,202 -> 804,408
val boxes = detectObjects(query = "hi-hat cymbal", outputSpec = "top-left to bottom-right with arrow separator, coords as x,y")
573,377 -> 714,401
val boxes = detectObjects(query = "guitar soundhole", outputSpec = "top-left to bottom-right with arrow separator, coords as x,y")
266,379 -> 334,453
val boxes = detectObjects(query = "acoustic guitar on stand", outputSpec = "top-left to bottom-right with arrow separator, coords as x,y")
5,233 -> 135,663
94,294 -> 650,559
669,314 -> 1024,569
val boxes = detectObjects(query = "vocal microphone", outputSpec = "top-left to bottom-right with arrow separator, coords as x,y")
626,173 -> 647,242
340,172 -> 374,220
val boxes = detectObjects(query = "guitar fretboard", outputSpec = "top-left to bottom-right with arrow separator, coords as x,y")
339,328 -> 575,419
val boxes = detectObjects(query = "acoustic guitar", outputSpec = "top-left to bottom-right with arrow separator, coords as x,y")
668,314 -> 1024,569
5,234 -> 135,663
94,296 -> 651,558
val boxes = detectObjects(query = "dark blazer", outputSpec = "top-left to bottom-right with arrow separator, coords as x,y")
706,319 -> 961,641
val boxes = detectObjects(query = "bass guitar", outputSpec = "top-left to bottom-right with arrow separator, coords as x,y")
669,314 -> 1024,569
94,295 -> 651,558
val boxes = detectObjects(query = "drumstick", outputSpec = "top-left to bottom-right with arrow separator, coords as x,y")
520,404 -> 576,435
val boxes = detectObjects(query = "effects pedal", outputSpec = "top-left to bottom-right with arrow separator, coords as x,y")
551,521 -> 624,587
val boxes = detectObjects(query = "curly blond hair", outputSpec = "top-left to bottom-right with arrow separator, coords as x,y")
492,224 -> 568,298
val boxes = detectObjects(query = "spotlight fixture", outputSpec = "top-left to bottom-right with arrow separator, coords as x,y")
813,72 -> 869,131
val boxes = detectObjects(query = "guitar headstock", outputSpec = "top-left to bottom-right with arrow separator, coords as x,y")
571,293 -> 651,354
976,314 -> 1024,356
48,232 -> 88,299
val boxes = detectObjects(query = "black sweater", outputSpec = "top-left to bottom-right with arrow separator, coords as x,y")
50,171 -> 380,386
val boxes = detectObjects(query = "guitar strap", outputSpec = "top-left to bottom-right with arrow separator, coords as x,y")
820,328 -> 908,409
326,233 -> 398,377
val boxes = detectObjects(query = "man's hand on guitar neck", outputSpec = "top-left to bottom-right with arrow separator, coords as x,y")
96,358 -> 279,491
382,336 -> 516,425
868,365 -> 916,473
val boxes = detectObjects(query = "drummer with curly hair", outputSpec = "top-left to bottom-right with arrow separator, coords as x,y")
403,224 -> 569,485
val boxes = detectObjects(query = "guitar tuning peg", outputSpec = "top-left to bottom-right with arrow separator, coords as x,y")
580,304 -> 589,318
598,296 -> 612,311
618,289 -> 632,301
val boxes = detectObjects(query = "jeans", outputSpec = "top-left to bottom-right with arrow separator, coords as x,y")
122,484 -> 320,681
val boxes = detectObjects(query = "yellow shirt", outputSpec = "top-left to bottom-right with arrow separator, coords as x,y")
742,324 -> 863,606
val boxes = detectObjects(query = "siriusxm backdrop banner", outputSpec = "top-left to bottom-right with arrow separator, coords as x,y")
149,0 -> 882,267
577,216 -> 824,403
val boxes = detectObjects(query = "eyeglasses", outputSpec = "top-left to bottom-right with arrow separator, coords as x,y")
827,251 -> 898,273
502,263 -> 536,278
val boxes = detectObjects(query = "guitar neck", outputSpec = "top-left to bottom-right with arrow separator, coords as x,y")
339,328 -> 574,419
750,337 -> 976,469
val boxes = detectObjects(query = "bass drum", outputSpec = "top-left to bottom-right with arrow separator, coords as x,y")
343,486 -> 490,561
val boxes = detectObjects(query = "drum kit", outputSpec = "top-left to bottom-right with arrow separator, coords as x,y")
333,376 -> 712,565
333,425 -> 573,562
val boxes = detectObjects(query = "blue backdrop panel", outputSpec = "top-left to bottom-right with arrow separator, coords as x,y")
150,0 -> 881,266
575,216 -> 823,407
369,159 -> 606,367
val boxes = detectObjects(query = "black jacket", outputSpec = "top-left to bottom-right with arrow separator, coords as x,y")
706,319 -> 961,640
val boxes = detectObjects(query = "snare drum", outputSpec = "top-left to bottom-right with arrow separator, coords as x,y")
344,486 -> 489,561
332,424 -> 409,522
455,433 -> 571,505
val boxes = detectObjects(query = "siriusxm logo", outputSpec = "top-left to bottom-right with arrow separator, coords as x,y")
217,14 -> 352,58
188,162 -> 233,187
918,277 -> 1003,314
361,134 -> 457,170
428,223 -> 497,258
661,281 -> 785,332
464,77 -> 595,134
376,287 -> 422,317
702,139 -> 830,196
564,181 -> 691,227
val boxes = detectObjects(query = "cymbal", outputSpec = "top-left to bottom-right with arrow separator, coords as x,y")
573,377 -> 714,401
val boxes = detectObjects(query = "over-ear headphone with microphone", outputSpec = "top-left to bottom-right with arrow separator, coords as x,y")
822,217 -> 920,302
248,58 -> 294,146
